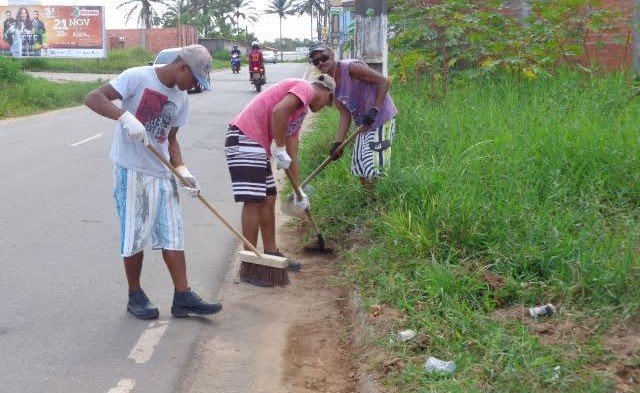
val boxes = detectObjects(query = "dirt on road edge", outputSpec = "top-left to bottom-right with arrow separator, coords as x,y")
177,206 -> 382,392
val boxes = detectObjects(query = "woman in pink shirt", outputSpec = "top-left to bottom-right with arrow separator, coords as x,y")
225,74 -> 335,285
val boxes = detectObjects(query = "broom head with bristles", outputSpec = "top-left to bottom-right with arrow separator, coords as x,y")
238,250 -> 290,287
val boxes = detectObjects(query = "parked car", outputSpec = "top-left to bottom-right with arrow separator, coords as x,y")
263,51 -> 277,64
148,47 -> 211,93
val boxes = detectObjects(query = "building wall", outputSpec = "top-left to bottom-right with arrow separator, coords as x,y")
419,0 -> 634,71
106,26 -> 197,54
198,38 -> 249,55
582,0 -> 633,71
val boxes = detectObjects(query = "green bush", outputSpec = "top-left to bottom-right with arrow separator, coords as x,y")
213,49 -> 231,61
0,56 -> 23,83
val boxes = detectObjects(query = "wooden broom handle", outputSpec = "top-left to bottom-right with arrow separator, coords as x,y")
300,124 -> 368,189
283,167 -> 322,234
146,144 -> 262,257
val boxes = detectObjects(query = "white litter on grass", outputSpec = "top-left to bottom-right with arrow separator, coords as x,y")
551,365 -> 561,380
424,356 -> 456,374
396,329 -> 417,342
528,303 -> 556,318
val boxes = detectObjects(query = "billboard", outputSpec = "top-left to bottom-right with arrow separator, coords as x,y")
0,5 -> 106,58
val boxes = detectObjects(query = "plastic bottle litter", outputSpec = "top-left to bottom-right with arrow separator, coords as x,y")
424,356 -> 456,374
395,329 -> 417,342
528,303 -> 556,318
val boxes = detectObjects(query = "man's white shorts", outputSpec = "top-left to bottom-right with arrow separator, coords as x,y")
113,164 -> 184,257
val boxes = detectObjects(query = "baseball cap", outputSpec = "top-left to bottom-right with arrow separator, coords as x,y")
308,42 -> 331,56
180,44 -> 212,91
312,73 -> 336,96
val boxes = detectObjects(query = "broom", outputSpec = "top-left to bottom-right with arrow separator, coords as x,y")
283,168 -> 332,253
146,144 -> 289,286
300,124 -> 368,189
281,125 -> 367,219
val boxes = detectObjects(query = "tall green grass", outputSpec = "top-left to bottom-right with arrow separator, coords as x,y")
299,70 -> 640,391
0,57 -> 100,118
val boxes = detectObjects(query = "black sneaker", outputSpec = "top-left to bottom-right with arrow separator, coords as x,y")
265,251 -> 302,271
127,289 -> 159,320
171,288 -> 222,318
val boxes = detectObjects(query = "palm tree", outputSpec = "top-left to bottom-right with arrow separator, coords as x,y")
118,0 -> 169,50
117,0 -> 169,28
160,0 -> 192,27
265,0 -> 295,61
293,0 -> 324,41
228,0 -> 259,42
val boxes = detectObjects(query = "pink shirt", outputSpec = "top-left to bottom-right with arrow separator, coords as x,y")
230,78 -> 315,155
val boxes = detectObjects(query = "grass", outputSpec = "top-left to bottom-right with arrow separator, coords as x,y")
0,47 -> 228,118
0,57 -> 101,118
298,70 -> 640,392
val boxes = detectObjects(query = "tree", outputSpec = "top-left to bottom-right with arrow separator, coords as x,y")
118,0 -> 169,50
228,0 -> 259,43
293,0 -> 324,41
117,0 -> 169,28
265,0 -> 295,61
158,0 -> 193,27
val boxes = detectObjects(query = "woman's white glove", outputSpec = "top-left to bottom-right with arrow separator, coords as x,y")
118,111 -> 148,145
175,165 -> 200,198
293,189 -> 309,212
273,146 -> 291,169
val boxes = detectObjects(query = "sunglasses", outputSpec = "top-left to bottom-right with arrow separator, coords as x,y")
310,54 -> 331,66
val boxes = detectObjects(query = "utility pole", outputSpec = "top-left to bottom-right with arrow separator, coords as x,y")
635,0 -> 640,70
352,0 -> 388,76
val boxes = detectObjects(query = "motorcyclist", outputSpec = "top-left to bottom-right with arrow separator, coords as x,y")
248,41 -> 264,82
230,44 -> 241,72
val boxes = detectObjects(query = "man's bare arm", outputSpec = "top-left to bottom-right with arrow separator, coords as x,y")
348,63 -> 390,110
84,84 -> 125,120
167,127 -> 186,168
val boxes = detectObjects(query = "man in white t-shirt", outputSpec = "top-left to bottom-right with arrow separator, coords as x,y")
84,44 -> 222,320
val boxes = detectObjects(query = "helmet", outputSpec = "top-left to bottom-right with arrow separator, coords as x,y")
251,41 -> 259,50
233,44 -> 238,48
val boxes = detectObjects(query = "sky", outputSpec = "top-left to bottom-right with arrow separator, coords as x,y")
7,0 -> 315,42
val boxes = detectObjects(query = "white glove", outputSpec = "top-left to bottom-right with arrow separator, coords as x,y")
273,146 -> 291,170
118,111 -> 148,146
293,189 -> 309,211
175,165 -> 200,198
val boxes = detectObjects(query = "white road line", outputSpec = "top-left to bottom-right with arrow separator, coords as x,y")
107,379 -> 135,393
128,320 -> 170,364
70,133 -> 103,147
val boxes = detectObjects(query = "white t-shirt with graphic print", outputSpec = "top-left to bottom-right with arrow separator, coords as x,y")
109,66 -> 189,178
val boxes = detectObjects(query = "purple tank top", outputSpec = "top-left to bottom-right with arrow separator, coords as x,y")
335,59 -> 398,129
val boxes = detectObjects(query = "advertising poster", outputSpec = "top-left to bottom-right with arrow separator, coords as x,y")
0,5 -> 106,58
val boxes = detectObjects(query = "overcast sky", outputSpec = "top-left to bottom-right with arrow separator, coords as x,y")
13,0 -> 313,42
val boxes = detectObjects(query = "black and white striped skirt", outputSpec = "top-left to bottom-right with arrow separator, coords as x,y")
224,127 -> 277,202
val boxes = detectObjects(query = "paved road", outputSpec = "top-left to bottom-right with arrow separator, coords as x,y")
0,62 -> 307,393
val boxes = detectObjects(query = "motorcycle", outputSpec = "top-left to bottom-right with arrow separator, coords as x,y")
230,53 -> 241,74
250,66 -> 265,92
